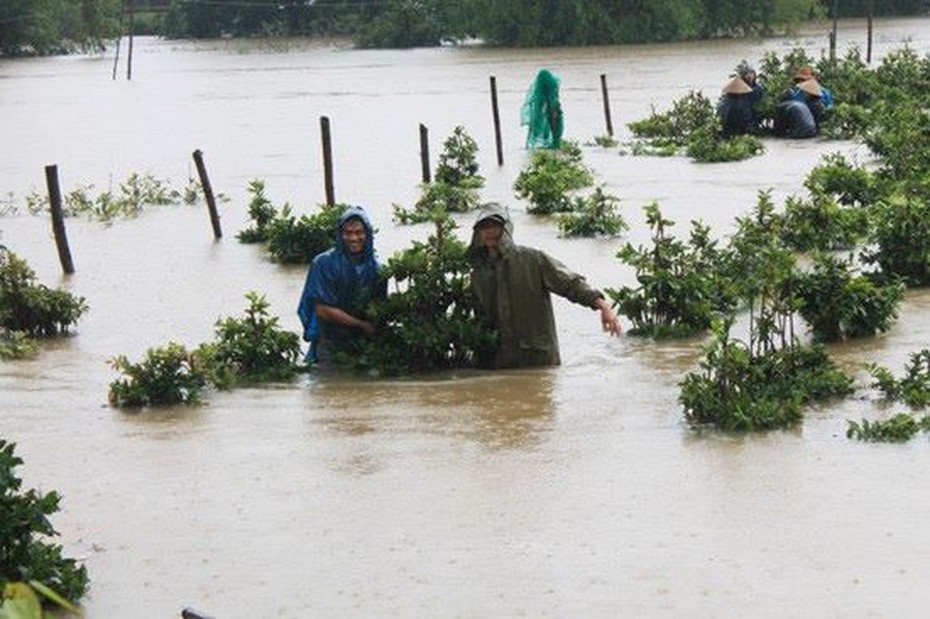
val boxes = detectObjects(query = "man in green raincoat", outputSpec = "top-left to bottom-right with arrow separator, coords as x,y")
468,203 -> 621,369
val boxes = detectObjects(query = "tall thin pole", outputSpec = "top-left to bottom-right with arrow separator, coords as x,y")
192,150 -> 223,239
866,0 -> 874,64
320,116 -> 335,206
127,0 -> 135,80
45,165 -> 75,275
489,76 -> 504,166
111,5 -> 124,80
600,74 -> 614,137
830,0 -> 839,62
419,124 -> 431,184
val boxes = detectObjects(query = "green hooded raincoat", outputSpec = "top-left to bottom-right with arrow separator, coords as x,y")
468,203 -> 604,369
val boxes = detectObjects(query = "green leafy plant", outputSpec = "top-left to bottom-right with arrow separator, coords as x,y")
780,194 -> 870,252
0,440 -> 89,607
862,193 -> 930,286
686,128 -> 764,163
628,91 -> 717,145
0,248 -> 87,337
236,179 -> 278,243
396,126 -> 485,223
346,214 -> 496,376
846,413 -> 930,442
555,186 -> 627,238
193,292 -> 301,387
796,253 -> 904,342
868,350 -> 930,409
0,329 -> 38,360
606,202 -> 730,338
108,342 -> 208,408
25,172 -> 184,222
513,142 -> 594,215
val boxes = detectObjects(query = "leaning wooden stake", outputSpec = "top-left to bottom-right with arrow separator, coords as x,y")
419,123 -> 431,184
489,76 -> 504,166
866,0 -> 874,64
600,74 -> 614,137
44,165 -> 75,274
320,116 -> 335,206
192,149 -> 222,239
126,0 -> 135,80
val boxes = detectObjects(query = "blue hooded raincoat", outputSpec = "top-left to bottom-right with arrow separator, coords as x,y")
297,206 -> 385,363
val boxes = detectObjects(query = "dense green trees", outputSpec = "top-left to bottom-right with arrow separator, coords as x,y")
0,0 -> 120,56
1,0 -> 927,55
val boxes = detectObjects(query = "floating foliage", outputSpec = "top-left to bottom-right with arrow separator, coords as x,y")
0,440 -> 89,606
846,413 -> 930,443
108,342 -> 208,408
345,214 -> 496,376
0,248 -> 87,337
513,142 -> 594,215
555,186 -> 627,238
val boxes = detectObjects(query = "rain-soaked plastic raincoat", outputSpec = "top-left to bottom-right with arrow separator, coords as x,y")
468,203 -> 604,369
297,206 -> 385,363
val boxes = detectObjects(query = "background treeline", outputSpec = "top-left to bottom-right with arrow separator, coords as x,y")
1,0 -> 928,56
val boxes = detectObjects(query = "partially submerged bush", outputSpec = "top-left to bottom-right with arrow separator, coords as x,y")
796,253 -> 904,342
194,292 -> 301,387
606,202 -> 730,338
395,126 -> 485,224
0,329 -> 38,360
513,142 -> 594,215
0,440 -> 89,606
847,413 -> 930,442
346,215 -> 496,376
108,342 -> 208,408
555,186 -> 627,238
237,180 -> 344,264
0,248 -> 87,338
868,350 -> 930,409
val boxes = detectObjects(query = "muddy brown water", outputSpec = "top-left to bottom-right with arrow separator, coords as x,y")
3,18 -> 930,618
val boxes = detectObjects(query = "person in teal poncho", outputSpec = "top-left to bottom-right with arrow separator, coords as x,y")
521,69 -> 564,149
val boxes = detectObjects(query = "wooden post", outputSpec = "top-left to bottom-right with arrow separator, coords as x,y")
866,0 -> 874,64
192,150 -> 222,239
127,0 -> 135,81
600,74 -> 614,137
111,7 -> 123,81
489,76 -> 504,166
44,165 -> 75,275
830,0 -> 839,62
320,116 -> 335,206
419,124 -> 431,184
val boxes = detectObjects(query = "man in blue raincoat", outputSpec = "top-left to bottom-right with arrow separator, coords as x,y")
297,206 -> 386,364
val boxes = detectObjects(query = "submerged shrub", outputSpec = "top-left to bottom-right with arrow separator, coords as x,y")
346,215 -> 496,376
847,413 -> 930,442
0,440 -> 89,605
513,142 -> 594,215
796,253 -> 904,342
780,194 -> 870,252
194,292 -> 301,387
0,248 -> 87,337
862,194 -> 930,286
236,179 -> 278,243
607,203 -> 731,338
555,186 -> 627,238
868,350 -> 930,409
108,342 -> 208,408
0,328 -> 38,360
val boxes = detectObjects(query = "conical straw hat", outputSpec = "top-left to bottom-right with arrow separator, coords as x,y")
797,78 -> 822,97
721,76 -> 752,95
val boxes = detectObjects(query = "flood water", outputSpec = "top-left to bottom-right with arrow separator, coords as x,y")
3,17 -> 930,618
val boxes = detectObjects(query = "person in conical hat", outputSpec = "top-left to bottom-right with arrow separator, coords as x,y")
716,61 -> 765,137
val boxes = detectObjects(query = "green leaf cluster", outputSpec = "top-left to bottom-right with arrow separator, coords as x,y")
868,350 -> 930,409
513,142 -> 594,215
109,293 -> 302,407
0,248 -> 87,338
606,202 -> 729,337
0,440 -> 89,607
555,186 -> 627,238
237,180 -> 344,264
345,215 -> 496,376
846,413 -> 930,443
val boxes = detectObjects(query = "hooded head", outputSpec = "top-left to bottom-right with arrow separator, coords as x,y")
793,66 -> 815,83
469,202 -> 513,262
337,205 -> 376,261
736,60 -> 756,83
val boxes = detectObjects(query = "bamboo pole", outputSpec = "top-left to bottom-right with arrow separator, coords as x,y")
192,150 -> 222,239
45,165 -> 75,275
